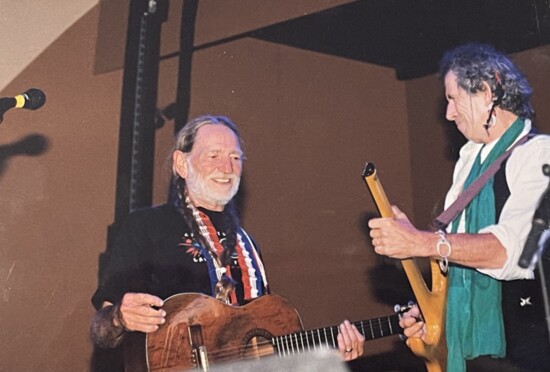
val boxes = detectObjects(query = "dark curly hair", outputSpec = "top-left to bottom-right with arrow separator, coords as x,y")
438,42 -> 534,120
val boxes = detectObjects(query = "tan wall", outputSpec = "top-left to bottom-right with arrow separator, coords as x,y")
0,7 -> 121,371
0,0 -> 99,91
0,1 -> 549,371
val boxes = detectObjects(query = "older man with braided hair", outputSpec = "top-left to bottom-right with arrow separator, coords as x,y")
369,43 -> 550,371
90,115 -> 365,371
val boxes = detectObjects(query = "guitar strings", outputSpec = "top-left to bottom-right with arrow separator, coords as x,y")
200,340 -> 274,364
187,316 -> 400,364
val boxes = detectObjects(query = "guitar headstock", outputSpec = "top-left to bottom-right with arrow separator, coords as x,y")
393,302 -> 414,317
362,162 -> 376,178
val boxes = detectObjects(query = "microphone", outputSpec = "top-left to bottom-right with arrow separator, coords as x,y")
519,164 -> 550,269
0,88 -> 46,124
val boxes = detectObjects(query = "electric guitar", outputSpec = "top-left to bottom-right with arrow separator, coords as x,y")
126,292 -> 409,371
362,163 -> 448,372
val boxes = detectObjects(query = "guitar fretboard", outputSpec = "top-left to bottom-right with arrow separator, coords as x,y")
271,314 -> 402,356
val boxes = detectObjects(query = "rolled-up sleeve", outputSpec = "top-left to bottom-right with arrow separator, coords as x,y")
478,135 -> 550,280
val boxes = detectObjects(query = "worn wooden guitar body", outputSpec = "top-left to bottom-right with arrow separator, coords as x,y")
125,292 -> 405,371
362,163 -> 448,372
146,293 -> 302,371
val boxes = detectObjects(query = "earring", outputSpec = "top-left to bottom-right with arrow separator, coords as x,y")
488,114 -> 496,127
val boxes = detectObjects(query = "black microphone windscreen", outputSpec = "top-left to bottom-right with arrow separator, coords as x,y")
23,89 -> 46,110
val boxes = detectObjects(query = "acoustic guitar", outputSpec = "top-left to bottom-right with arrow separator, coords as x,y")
128,292 -> 408,371
362,163 -> 448,372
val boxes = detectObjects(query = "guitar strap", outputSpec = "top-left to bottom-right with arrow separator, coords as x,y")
433,133 -> 531,230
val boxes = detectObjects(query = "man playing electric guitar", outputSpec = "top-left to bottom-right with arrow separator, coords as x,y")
369,43 -> 550,371
90,115 -> 365,371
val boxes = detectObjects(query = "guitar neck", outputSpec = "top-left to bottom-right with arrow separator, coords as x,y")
271,313 -> 402,355
362,163 -> 448,371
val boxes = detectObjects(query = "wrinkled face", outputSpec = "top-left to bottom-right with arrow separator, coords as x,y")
174,124 -> 243,211
444,71 -> 491,143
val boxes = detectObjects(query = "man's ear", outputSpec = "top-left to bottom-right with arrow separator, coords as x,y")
173,150 -> 188,178
481,81 -> 495,105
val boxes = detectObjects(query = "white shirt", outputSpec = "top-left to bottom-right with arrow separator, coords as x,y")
444,120 -> 550,280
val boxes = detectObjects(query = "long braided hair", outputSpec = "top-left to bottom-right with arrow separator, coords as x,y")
171,115 -> 243,266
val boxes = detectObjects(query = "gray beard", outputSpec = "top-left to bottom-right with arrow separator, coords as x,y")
185,161 -> 240,209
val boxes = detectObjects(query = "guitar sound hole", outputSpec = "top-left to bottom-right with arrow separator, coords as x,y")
240,329 -> 275,360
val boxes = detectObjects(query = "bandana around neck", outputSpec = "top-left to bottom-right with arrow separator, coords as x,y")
185,196 -> 267,304
446,118 -> 524,371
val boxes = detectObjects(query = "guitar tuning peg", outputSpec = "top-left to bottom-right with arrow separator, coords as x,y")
394,301 -> 416,314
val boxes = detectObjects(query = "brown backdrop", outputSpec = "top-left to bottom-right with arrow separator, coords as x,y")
0,1 -> 549,371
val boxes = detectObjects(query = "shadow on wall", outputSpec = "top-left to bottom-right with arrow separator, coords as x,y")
0,133 -> 49,178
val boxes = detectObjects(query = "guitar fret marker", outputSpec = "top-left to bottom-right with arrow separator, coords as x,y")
369,319 -> 375,339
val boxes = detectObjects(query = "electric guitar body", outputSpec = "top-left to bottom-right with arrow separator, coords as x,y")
362,162 -> 448,372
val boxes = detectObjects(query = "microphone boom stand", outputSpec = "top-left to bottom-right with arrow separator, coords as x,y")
537,233 -> 550,344
519,164 -> 550,343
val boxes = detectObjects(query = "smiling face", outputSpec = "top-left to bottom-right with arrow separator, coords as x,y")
444,71 -> 492,143
173,124 -> 243,211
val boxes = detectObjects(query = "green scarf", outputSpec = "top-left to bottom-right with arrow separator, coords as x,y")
446,118 -> 524,372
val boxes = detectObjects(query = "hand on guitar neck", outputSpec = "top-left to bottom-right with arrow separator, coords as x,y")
338,319 -> 366,361
369,205 -> 434,260
399,304 -> 427,345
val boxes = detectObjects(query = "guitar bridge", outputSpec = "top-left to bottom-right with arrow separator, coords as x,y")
189,324 -> 209,371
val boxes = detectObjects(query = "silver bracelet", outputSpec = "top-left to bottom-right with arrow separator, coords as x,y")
435,230 -> 452,273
